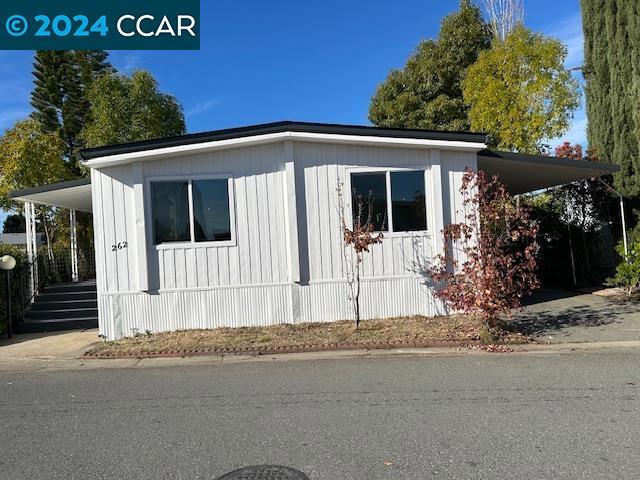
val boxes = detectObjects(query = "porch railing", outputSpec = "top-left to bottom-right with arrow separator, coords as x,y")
17,247 -> 96,323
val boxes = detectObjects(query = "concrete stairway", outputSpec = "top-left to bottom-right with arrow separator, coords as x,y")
20,280 -> 98,333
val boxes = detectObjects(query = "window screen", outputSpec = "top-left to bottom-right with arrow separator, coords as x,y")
192,179 -> 232,242
350,172 -> 388,231
391,171 -> 427,232
151,181 -> 190,244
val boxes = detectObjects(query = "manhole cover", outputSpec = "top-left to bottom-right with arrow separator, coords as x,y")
216,465 -> 309,480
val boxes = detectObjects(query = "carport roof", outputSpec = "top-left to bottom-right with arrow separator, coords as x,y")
9,177 -> 92,212
478,150 -> 619,194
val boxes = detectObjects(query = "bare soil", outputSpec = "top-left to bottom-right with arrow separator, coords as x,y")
85,315 -> 529,357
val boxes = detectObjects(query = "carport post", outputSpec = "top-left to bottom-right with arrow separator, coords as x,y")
70,209 -> 79,282
597,179 -> 629,261
24,201 -> 38,300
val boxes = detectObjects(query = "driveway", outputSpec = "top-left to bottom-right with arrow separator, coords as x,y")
0,329 -> 99,360
511,289 -> 640,343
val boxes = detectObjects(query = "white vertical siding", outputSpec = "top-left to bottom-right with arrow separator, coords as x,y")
93,143 -> 290,296
294,142 -> 437,282
92,139 -> 478,339
91,164 -> 137,295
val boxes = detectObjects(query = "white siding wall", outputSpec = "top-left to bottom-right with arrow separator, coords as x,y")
92,140 -> 477,339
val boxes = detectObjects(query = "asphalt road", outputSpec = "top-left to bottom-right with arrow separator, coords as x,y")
1,351 -> 639,479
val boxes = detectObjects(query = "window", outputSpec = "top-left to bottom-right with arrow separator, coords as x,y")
150,177 -> 233,245
351,172 -> 388,231
350,170 -> 427,233
390,171 -> 427,232
192,179 -> 232,242
151,181 -> 190,244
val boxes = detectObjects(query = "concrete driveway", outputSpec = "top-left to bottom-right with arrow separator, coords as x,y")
0,329 -> 99,360
511,289 -> 640,343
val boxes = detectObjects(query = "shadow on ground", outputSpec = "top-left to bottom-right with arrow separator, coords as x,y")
509,289 -> 640,342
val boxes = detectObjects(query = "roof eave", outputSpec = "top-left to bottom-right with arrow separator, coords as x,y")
82,130 -> 488,169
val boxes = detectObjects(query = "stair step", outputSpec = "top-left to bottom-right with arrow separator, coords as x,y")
31,300 -> 98,311
43,283 -> 97,294
26,308 -> 99,320
19,318 -> 98,333
37,291 -> 97,301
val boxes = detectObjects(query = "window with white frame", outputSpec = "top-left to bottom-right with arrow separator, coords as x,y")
350,170 -> 427,233
150,177 -> 233,245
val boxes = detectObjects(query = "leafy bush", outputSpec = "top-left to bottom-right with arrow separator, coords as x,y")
430,169 -> 539,327
607,239 -> 640,296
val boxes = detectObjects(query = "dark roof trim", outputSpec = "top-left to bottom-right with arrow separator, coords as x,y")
478,149 -> 620,173
79,121 -> 489,160
9,177 -> 91,199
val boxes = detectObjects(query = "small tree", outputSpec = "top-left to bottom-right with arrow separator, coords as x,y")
337,182 -> 383,329
430,169 -> 539,328
607,238 -> 640,296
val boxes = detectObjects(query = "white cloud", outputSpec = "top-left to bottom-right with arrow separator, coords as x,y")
109,52 -> 143,73
186,99 -> 221,117
543,13 -> 587,150
544,14 -> 584,69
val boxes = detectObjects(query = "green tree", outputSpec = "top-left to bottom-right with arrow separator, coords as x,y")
369,0 -> 492,130
30,50 -> 111,167
2,214 -> 26,233
581,0 -> 640,197
462,25 -> 580,153
0,119 -> 70,209
81,70 -> 186,148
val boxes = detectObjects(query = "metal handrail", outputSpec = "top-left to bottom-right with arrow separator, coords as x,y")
18,249 -> 47,320
17,247 -> 97,323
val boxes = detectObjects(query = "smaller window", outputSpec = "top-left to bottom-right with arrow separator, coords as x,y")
151,181 -> 190,244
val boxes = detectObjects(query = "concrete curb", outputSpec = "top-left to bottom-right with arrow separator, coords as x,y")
2,339 -> 640,373
80,339 -> 480,360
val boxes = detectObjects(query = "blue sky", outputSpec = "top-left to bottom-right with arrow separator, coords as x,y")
0,0 -> 585,222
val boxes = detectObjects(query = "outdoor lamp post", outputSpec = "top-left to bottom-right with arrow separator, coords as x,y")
0,255 -> 17,339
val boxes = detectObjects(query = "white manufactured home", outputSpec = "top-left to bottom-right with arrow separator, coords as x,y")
11,122 -> 617,339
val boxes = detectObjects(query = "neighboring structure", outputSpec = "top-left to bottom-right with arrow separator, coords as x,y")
0,232 -> 45,247
10,121 -> 618,339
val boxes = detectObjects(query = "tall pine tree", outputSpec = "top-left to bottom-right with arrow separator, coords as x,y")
369,0 -> 492,130
30,50 -> 111,173
581,0 -> 640,197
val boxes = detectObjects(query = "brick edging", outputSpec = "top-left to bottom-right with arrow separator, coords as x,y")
81,339 -> 480,360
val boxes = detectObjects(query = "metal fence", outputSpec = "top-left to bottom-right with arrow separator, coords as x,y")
0,247 -> 95,335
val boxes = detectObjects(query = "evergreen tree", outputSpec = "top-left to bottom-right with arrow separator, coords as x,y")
369,0 -> 492,130
30,50 -> 111,170
2,214 -> 26,234
581,0 -> 640,197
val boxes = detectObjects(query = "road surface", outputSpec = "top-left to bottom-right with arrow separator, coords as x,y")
1,350 -> 639,479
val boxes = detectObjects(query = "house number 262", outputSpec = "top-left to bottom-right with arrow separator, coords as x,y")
111,241 -> 128,252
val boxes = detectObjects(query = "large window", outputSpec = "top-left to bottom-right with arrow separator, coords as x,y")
350,170 -> 427,233
150,177 -> 233,245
